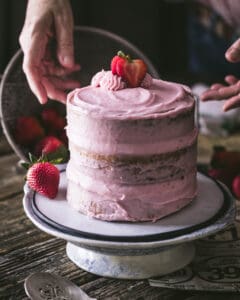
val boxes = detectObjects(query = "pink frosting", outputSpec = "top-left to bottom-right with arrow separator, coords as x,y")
141,73 -> 153,88
91,70 -> 126,90
90,70 -> 105,87
67,78 -> 196,156
67,80 -> 198,155
91,70 -> 153,91
66,77 -> 197,222
68,79 -> 194,120
67,170 -> 197,222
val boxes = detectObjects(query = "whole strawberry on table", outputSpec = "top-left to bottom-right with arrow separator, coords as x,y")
22,154 -> 61,199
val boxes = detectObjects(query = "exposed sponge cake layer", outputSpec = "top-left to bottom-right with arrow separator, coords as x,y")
67,143 -> 197,185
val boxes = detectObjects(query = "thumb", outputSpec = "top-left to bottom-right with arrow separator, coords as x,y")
54,12 -> 74,68
225,38 -> 240,63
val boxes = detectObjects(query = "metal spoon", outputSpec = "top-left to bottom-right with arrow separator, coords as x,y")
24,272 -> 96,300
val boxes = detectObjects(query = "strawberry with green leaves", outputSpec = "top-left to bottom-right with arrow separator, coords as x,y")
22,154 -> 61,199
111,51 -> 147,88
34,136 -> 68,162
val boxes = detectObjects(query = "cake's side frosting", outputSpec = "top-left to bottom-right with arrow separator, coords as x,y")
66,74 -> 198,222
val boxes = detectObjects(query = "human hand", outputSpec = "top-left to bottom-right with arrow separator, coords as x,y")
225,38 -> 240,63
19,0 -> 80,104
201,75 -> 240,111
200,38 -> 240,111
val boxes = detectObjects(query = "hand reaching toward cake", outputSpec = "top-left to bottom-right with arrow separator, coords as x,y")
201,38 -> 240,111
19,0 -> 80,104
201,75 -> 240,111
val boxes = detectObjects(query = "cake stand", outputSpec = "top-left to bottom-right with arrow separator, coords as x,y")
23,171 -> 235,279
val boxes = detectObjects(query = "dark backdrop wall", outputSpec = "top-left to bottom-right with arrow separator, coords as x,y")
0,0 -> 188,80
0,0 -> 27,74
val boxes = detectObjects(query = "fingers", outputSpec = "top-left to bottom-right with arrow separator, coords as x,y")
42,77 -> 67,104
201,83 -> 226,101
49,77 -> 81,90
42,76 -> 81,104
23,62 -> 48,104
218,82 -> 240,99
53,1 -> 75,68
43,60 -> 80,77
201,75 -> 240,102
223,94 -> 240,111
20,29 -> 49,104
19,0 -> 80,105
225,38 -> 240,63
210,83 -> 224,90
19,5 -> 52,104
201,83 -> 240,101
225,75 -> 238,85
200,74 -> 240,112
201,89 -> 223,101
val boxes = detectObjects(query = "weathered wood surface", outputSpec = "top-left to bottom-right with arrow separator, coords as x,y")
0,133 -> 240,300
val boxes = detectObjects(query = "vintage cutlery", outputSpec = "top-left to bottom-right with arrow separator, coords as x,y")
24,272 -> 96,300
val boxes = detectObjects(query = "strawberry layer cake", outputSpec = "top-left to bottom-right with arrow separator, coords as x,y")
66,53 -> 198,222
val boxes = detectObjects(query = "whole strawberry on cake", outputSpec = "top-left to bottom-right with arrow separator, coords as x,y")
66,51 -> 198,222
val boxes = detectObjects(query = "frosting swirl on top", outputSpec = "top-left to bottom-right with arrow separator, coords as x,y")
91,70 -> 126,91
68,78 -> 195,120
91,70 -> 153,91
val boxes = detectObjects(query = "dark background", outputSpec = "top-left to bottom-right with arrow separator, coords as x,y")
1,0 -> 239,85
0,0 -> 188,81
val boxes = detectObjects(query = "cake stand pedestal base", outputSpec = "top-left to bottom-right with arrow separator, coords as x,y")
66,242 -> 195,279
23,171 -> 235,280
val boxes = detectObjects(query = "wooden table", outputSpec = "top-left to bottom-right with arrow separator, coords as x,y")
0,133 -> 240,300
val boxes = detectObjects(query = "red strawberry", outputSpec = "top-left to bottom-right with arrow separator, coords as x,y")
208,168 -> 236,189
111,54 -> 126,77
35,136 -> 62,155
15,116 -> 44,146
26,162 -> 60,199
58,129 -> 68,146
54,116 -> 66,131
41,108 -> 66,132
111,51 -> 147,88
232,175 -> 240,198
41,108 -> 59,125
34,136 -> 68,161
211,146 -> 240,170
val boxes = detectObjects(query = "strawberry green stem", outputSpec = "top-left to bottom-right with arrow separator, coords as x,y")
117,50 -> 132,62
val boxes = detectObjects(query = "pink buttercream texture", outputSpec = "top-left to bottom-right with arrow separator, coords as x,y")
140,73 -> 153,88
68,78 -> 194,120
66,75 -> 198,222
91,70 -> 153,90
91,70 -> 126,90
